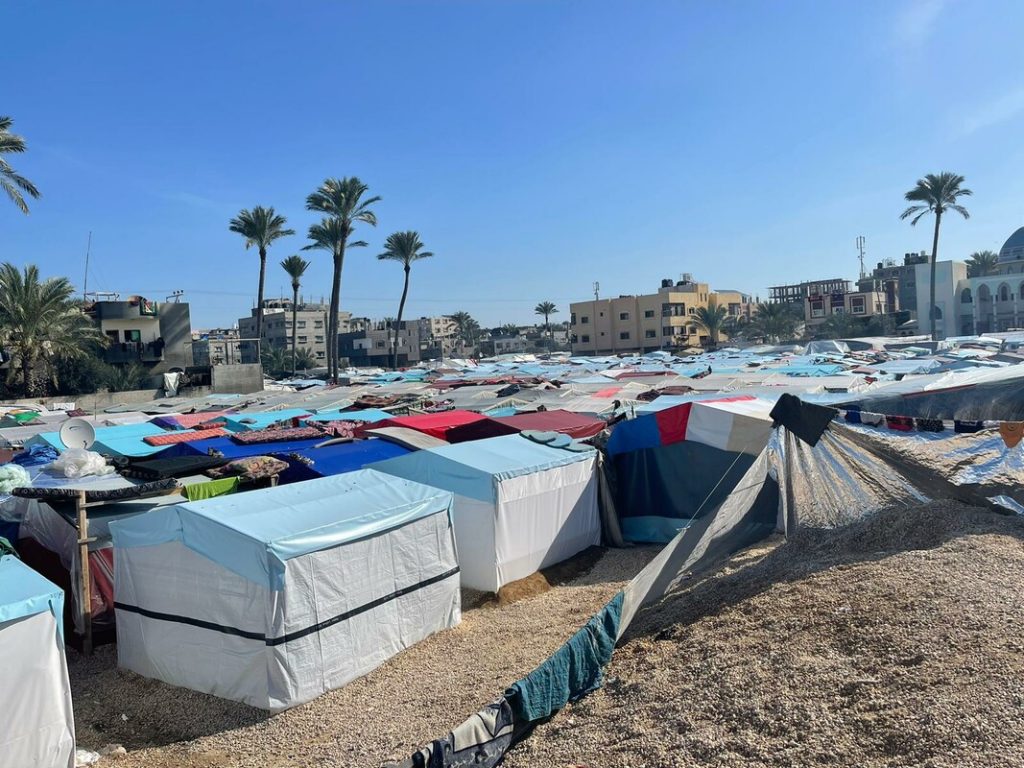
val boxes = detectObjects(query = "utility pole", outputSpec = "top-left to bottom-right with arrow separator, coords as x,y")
856,235 -> 867,279
593,281 -> 600,300
82,231 -> 92,300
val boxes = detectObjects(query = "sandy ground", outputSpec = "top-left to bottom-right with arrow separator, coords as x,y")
505,501 -> 1024,768
69,545 -> 658,767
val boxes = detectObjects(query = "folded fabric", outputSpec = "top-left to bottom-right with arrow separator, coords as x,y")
885,415 -> 914,432
206,455 -> 289,481
184,476 -> 240,501
915,417 -> 944,433
193,419 -> 227,430
11,444 -> 60,467
11,477 -> 179,502
143,427 -> 227,446
860,412 -> 885,427
317,421 -> 360,439
954,420 -> 985,433
843,407 -> 862,424
121,455 -> 229,480
230,427 -> 324,445
999,422 -> 1024,449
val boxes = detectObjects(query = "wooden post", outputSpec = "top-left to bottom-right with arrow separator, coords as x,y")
76,490 -> 93,656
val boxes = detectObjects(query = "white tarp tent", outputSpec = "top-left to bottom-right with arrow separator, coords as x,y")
110,469 -> 461,711
0,555 -> 75,768
372,434 -> 601,592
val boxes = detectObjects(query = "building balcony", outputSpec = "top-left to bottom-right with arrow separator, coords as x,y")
104,343 -> 165,364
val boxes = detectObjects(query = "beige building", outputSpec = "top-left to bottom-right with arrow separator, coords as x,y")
804,286 -> 897,327
238,299 -> 352,366
570,277 -> 745,355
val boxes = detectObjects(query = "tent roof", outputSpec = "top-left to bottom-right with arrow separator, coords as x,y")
279,438 -> 411,482
373,410 -> 491,440
29,422 -> 169,457
371,433 -> 595,502
494,409 -> 605,439
222,409 -> 312,432
302,408 -> 393,423
153,435 -> 326,460
110,469 -> 452,590
0,555 -> 64,635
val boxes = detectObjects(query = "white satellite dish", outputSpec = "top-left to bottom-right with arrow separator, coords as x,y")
58,418 -> 96,450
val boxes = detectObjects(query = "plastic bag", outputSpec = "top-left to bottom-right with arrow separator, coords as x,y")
0,463 -> 31,494
49,448 -> 115,479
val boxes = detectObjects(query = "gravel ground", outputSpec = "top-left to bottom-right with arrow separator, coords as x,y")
506,501 -> 1024,768
69,545 -> 658,767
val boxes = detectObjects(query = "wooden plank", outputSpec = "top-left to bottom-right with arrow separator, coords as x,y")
76,490 -> 93,656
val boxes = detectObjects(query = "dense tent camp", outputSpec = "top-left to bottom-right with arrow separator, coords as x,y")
605,395 -> 774,542
0,554 -> 75,768
445,409 -> 606,442
372,434 -> 601,592
370,410 -> 509,442
110,470 -> 461,710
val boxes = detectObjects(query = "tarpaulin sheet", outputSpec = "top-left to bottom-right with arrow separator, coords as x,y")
494,410 -> 606,440
153,435 -> 325,460
274,439 -> 412,483
373,410 -> 493,441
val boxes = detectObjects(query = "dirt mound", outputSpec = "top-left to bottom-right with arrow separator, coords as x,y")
506,502 -> 1024,768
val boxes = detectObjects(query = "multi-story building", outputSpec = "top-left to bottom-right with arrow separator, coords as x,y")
238,299 -> 352,367
569,276 -> 736,355
856,252 -> 929,316
338,320 -> 422,368
416,316 -> 459,359
804,286 -> 898,327
85,295 -> 192,374
954,226 -> 1024,336
769,278 -> 851,315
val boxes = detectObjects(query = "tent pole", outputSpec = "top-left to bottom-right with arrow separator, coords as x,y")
77,491 -> 93,656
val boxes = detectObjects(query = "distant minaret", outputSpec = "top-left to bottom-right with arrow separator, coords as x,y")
856,235 -> 867,279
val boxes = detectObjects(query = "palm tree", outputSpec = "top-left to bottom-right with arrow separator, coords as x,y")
497,323 -> 520,337
377,231 -> 434,369
966,249 -> 999,278
0,116 -> 40,214
229,206 -> 294,344
901,172 -> 972,341
534,301 -> 558,339
280,255 -> 311,375
260,345 -> 290,379
451,311 -> 480,354
295,347 -> 317,371
304,177 -> 380,381
818,311 -> 859,340
0,264 -> 106,395
750,302 -> 800,343
692,300 -> 729,349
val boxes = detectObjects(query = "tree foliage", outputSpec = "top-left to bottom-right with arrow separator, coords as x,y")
966,249 -> 999,278
0,116 -> 40,214
378,231 -> 434,368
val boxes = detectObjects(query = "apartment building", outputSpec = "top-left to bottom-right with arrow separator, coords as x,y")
338,320 -> 422,367
416,315 -> 459,358
85,296 -> 192,374
804,286 -> 898,327
769,278 -> 851,315
238,299 -> 352,366
570,276 -> 731,355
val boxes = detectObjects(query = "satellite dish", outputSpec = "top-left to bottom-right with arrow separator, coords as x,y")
59,418 -> 96,450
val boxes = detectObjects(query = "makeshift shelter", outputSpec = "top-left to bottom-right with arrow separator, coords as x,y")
302,408 -> 393,423
28,422 -> 169,458
111,470 -> 460,711
221,409 -> 312,432
273,439 -> 412,483
445,409 -> 606,443
372,434 -> 600,592
605,395 -> 774,543
370,410 -> 509,442
0,555 -> 75,768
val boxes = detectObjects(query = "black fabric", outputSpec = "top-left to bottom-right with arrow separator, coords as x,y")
769,393 -> 836,447
114,566 -> 460,645
121,455 -> 229,480
444,419 -> 520,444
12,477 -> 179,502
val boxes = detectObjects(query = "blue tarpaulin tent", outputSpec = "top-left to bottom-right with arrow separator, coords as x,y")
302,408 -> 393,423
221,409 -> 312,432
28,422 -> 168,457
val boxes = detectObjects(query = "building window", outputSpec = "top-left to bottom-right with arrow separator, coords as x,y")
571,312 -> 577,324
581,334 -> 590,343
644,309 -> 655,318
999,284 -> 1011,302
645,329 -> 656,338
580,315 -> 589,324
619,331 -> 630,340
619,312 -> 629,321
851,298 -> 865,314
961,288 -> 972,303
316,351 -> 324,358
315,335 -> 324,343
297,336 -> 307,343
375,340 -> 386,348
599,311 -> 604,317
297,321 -> 306,329
314,321 -> 323,328
105,330 -> 119,343
663,326 -> 673,336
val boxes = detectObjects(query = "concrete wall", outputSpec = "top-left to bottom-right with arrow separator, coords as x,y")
210,363 -> 264,394
3,385 -> 214,411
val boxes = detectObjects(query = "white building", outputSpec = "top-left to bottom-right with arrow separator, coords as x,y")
954,227 -> 1024,336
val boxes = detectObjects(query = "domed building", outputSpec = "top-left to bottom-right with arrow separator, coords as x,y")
998,226 -> 1024,268
957,225 -> 1024,335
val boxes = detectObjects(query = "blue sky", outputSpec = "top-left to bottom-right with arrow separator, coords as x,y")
3,0 -> 1024,329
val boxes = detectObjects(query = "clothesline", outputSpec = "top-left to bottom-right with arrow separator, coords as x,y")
835,407 -> 1024,448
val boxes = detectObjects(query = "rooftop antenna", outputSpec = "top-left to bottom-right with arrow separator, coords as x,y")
593,281 -> 600,300
166,290 -> 185,303
856,235 -> 867,279
82,231 -> 92,300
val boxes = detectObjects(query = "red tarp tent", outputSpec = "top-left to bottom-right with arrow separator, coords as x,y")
370,410 -> 513,442
495,409 -> 606,439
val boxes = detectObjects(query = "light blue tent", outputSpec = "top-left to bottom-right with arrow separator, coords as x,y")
29,422 -> 168,457
302,408 -> 393,423
0,555 -> 75,768
110,469 -> 461,711
221,408 -> 313,432
371,434 -> 601,592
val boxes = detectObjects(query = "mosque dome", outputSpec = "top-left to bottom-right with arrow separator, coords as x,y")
999,226 -> 1024,263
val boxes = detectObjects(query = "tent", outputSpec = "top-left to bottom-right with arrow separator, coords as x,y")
445,409 -> 606,443
605,395 -> 774,543
302,408 -> 393,423
372,434 -> 600,592
110,470 -> 460,711
274,439 -> 412,483
370,410 -> 509,442
28,422 -> 169,458
221,409 -> 312,432
0,555 -> 75,768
